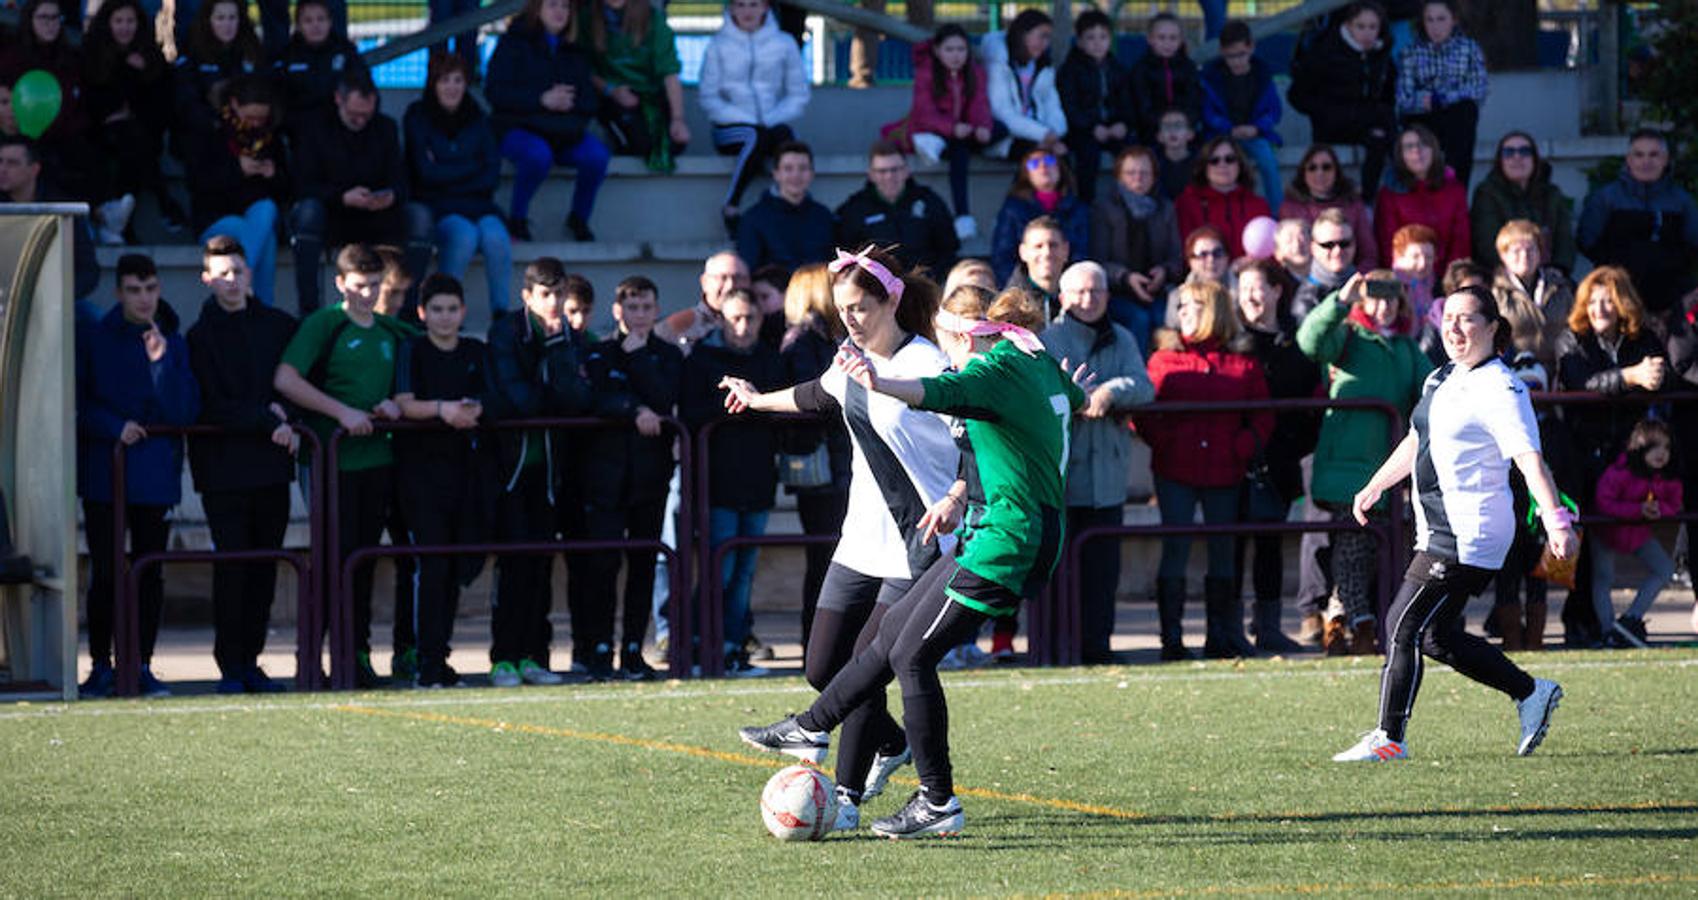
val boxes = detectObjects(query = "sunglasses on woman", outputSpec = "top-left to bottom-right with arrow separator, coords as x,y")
1025,154 -> 1058,171
1208,154 -> 1239,166
1305,161 -> 1336,172
1500,144 -> 1535,159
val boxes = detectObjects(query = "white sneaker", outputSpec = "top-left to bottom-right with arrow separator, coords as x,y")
1515,678 -> 1562,756
863,745 -> 912,800
832,787 -> 860,832
1331,728 -> 1408,762
953,214 -> 977,241
912,132 -> 945,165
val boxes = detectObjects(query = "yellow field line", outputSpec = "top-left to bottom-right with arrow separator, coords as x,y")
333,703 -> 1151,820
1058,870 -> 1698,897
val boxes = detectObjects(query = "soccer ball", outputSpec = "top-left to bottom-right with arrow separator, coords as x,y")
759,765 -> 837,841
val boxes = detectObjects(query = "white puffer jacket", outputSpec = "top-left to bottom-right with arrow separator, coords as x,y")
980,30 -> 1067,143
697,10 -> 810,128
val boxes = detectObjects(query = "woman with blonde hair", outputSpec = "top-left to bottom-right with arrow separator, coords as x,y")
741,282 -> 1085,839
1140,279 -> 1273,659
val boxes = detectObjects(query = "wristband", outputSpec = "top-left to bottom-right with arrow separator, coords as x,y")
1540,507 -> 1576,533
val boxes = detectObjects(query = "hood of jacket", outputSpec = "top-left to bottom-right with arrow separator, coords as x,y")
717,7 -> 779,39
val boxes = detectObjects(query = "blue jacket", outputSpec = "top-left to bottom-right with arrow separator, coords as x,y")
989,192 -> 1090,285
1199,57 -> 1282,146
78,304 -> 201,505
485,25 -> 600,145
403,99 -> 504,221
1578,169 -> 1698,315
737,190 -> 837,272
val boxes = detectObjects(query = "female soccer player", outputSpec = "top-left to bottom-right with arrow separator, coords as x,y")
1333,282 -> 1575,762
719,246 -> 958,828
739,284 -> 1085,838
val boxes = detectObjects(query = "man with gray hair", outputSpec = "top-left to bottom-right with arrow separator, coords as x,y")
656,249 -> 751,353
1041,261 -> 1154,663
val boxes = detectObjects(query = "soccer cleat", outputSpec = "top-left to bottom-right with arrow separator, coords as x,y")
832,786 -> 861,832
1515,678 -> 1562,757
871,790 -> 965,839
137,665 -> 172,699
489,661 -> 522,688
1331,729 -> 1408,762
519,659 -> 564,686
863,745 -> 912,800
738,715 -> 830,765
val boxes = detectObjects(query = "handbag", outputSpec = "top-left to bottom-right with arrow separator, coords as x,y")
778,441 -> 832,489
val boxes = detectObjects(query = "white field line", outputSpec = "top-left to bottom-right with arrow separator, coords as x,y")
1,656 -> 1693,722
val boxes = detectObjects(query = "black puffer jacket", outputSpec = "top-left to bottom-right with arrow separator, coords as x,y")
680,335 -> 785,511
1287,23 -> 1395,138
1057,45 -> 1135,136
485,311 -> 593,492
583,333 -> 684,508
185,296 -> 299,493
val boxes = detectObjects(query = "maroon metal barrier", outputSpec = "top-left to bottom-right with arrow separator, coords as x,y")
693,413 -> 838,678
110,425 -> 322,698
323,416 -> 694,689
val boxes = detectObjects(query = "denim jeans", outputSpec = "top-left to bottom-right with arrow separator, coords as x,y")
201,198 -> 278,306
1593,538 -> 1676,625
434,213 -> 514,313
499,128 -> 611,224
1154,476 -> 1239,580
1238,136 -> 1283,212
288,197 -> 434,314
709,507 -> 770,653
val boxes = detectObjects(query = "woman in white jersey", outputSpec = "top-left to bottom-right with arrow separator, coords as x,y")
1334,283 -> 1578,763
721,245 -> 959,827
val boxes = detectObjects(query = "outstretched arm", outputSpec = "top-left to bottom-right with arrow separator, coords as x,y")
835,345 -> 926,406
1351,430 -> 1417,525
720,378 -> 802,414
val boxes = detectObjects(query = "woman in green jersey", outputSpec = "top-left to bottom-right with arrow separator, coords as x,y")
740,281 -> 1085,839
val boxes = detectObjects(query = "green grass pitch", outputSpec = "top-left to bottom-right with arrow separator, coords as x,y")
3,651 -> 1695,896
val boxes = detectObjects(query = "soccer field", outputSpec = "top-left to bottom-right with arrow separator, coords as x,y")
4,651 -> 1695,897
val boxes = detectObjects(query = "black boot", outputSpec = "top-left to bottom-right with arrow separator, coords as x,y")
1203,576 -> 1257,659
1253,595 -> 1303,653
1156,577 -> 1192,661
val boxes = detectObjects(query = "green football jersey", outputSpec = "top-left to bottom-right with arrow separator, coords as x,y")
919,340 -> 1085,598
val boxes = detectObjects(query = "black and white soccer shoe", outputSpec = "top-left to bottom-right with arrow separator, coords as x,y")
870,790 -> 964,839
738,715 -> 830,764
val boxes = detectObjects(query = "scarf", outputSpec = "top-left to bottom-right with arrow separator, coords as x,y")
1035,189 -> 1061,213
1067,310 -> 1116,353
221,102 -> 274,160
1116,183 -> 1157,219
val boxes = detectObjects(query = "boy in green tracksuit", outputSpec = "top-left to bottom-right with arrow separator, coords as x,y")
741,281 -> 1083,840
274,243 -> 418,687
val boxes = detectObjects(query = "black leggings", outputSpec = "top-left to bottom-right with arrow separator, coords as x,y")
799,557 -> 997,799
1378,552 -> 1536,742
805,563 -> 909,796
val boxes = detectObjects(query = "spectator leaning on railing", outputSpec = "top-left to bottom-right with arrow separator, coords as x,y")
185,236 -> 298,695
1041,261 -> 1154,664
1140,279 -> 1272,661
76,255 -> 201,700
1297,270 -> 1432,656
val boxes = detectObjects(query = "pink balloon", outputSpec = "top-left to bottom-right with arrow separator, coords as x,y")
1241,216 -> 1278,260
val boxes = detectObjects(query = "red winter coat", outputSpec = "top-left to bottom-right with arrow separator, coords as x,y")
882,40 -> 993,151
1175,183 -> 1272,259
1375,169 -> 1472,272
1594,454 -> 1684,554
1138,332 -> 1274,488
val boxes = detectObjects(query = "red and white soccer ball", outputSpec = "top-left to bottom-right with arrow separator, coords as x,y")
759,765 -> 837,841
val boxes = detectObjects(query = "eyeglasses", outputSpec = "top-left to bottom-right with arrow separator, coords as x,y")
1191,247 -> 1227,259
1208,155 -> 1239,166
1313,239 -> 1354,251
1500,144 -> 1535,159
1304,161 -> 1336,173
1025,154 -> 1057,171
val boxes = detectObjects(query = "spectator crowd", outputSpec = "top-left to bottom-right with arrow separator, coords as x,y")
5,0 -> 1697,695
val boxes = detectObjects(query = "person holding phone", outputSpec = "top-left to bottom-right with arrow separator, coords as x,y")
1333,284 -> 1571,762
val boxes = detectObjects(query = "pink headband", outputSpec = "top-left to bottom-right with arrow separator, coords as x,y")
828,249 -> 904,302
934,309 -> 1046,356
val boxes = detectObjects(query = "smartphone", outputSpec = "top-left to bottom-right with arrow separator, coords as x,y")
1364,279 -> 1402,300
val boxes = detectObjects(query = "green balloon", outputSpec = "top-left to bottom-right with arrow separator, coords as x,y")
13,69 -> 63,139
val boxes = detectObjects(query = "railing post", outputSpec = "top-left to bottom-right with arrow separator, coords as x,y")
109,440 -> 138,697
298,428 -> 325,692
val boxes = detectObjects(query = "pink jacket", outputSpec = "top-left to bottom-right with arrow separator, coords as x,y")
1594,454 -> 1684,554
883,40 -> 993,150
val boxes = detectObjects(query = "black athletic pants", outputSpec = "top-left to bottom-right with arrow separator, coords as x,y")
203,485 -> 291,679
401,479 -> 476,679
1378,552 -> 1536,743
83,501 -> 169,666
492,464 -> 556,667
796,489 -> 849,646
1070,505 -> 1124,660
798,557 -> 998,799
805,563 -> 911,797
580,496 -> 667,655
387,501 -> 417,658
336,466 -> 394,656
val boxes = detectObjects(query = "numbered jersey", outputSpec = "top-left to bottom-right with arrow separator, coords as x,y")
919,340 -> 1086,599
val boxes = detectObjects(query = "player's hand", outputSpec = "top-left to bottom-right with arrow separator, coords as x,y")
918,493 -> 963,544
119,420 -> 147,445
1352,484 -> 1384,525
634,405 -> 662,437
1547,524 -> 1579,560
337,407 -> 374,436
834,344 -> 877,392
719,376 -> 759,413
